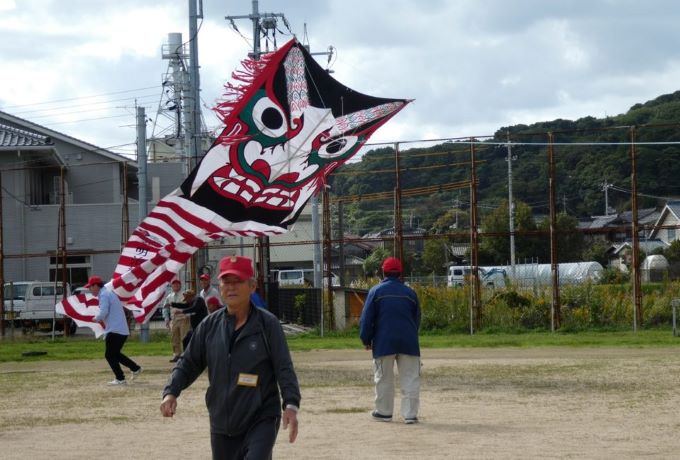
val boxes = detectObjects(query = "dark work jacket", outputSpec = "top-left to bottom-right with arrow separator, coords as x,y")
162,304 -> 301,436
172,296 -> 207,330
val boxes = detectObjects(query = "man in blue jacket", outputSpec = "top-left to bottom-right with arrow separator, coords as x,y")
359,257 -> 421,424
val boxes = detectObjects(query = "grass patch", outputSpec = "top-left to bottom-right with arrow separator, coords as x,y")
287,329 -> 680,351
1,329 -> 680,362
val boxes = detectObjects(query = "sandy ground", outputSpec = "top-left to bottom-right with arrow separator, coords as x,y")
2,347 -> 680,459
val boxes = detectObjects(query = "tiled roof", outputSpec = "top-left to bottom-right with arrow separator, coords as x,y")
0,123 -> 53,147
667,201 -> 680,220
610,238 -> 668,255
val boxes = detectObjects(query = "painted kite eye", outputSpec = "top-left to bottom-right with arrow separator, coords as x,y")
317,135 -> 358,159
252,97 -> 287,137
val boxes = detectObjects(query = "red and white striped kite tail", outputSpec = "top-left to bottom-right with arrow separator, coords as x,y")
55,293 -> 106,338
110,192 -> 286,324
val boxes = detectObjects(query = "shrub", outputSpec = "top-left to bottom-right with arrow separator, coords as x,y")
413,285 -> 469,332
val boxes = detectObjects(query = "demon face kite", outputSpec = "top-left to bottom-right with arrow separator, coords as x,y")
58,38 -> 409,331
183,38 -> 409,228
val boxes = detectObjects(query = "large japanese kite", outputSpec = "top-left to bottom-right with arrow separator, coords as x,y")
57,38 -> 409,335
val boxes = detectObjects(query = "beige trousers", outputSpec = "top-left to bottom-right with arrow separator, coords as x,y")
373,354 -> 421,420
170,317 -> 191,356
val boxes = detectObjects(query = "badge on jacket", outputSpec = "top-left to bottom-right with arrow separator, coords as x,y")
237,373 -> 258,387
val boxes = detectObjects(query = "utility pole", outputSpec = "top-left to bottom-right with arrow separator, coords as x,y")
187,0 -> 203,168
506,132 -> 516,272
226,1 -> 290,60
312,195 -> 322,288
136,106 -> 150,343
601,178 -> 613,216
187,0 -> 207,291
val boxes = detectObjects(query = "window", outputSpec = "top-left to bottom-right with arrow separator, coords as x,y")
32,285 -> 64,297
281,271 -> 302,280
3,283 -> 27,300
49,255 -> 91,287
27,167 -> 62,205
668,228 -> 676,241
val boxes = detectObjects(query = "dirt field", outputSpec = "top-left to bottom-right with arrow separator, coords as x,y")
2,347 -> 680,459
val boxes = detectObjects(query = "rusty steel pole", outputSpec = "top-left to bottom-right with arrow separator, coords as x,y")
394,143 -> 404,263
629,126 -> 642,331
58,166 -> 70,337
322,185 -> 333,335
469,139 -> 481,333
256,237 -> 266,305
337,201 -> 345,286
547,133 -> 561,331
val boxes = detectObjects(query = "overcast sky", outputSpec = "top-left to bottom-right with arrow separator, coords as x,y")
2,0 -> 680,157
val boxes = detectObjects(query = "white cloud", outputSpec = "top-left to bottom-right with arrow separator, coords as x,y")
2,0 -> 680,152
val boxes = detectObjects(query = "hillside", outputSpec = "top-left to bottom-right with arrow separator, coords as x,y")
329,91 -> 680,236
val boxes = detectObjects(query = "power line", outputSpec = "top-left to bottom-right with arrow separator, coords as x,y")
10,93 -> 160,117
0,86 -> 159,110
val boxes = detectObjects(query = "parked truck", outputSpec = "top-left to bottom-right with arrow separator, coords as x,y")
273,269 -> 340,287
2,281 -> 75,333
447,262 -> 604,288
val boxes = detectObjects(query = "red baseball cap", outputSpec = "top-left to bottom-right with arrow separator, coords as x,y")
382,257 -> 403,274
207,297 -> 221,307
199,274 -> 210,281
218,255 -> 254,281
84,275 -> 103,288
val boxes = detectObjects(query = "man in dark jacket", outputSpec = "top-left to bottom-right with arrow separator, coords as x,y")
359,257 -> 421,424
170,289 -> 207,350
161,255 -> 301,460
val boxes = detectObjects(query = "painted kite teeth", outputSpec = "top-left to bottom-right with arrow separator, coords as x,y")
255,196 -> 268,203
214,177 -> 228,188
241,190 -> 252,201
225,182 -> 240,194
229,168 -> 238,178
267,197 -> 283,206
246,179 -> 261,192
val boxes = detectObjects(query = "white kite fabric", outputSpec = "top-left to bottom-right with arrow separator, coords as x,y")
56,38 -> 408,336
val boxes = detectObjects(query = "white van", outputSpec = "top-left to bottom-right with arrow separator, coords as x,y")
447,266 -> 506,288
3,281 -> 72,332
275,269 -> 339,287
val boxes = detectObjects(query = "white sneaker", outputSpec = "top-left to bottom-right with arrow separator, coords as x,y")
107,379 -> 127,386
131,367 -> 143,380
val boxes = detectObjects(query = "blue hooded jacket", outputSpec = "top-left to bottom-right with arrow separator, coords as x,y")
359,276 -> 421,358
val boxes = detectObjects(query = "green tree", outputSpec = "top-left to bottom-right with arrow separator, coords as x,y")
537,212 -> 584,262
664,239 -> 680,263
363,247 -> 391,277
429,208 -> 469,234
422,239 -> 450,275
479,200 -> 538,264
581,239 -> 611,266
